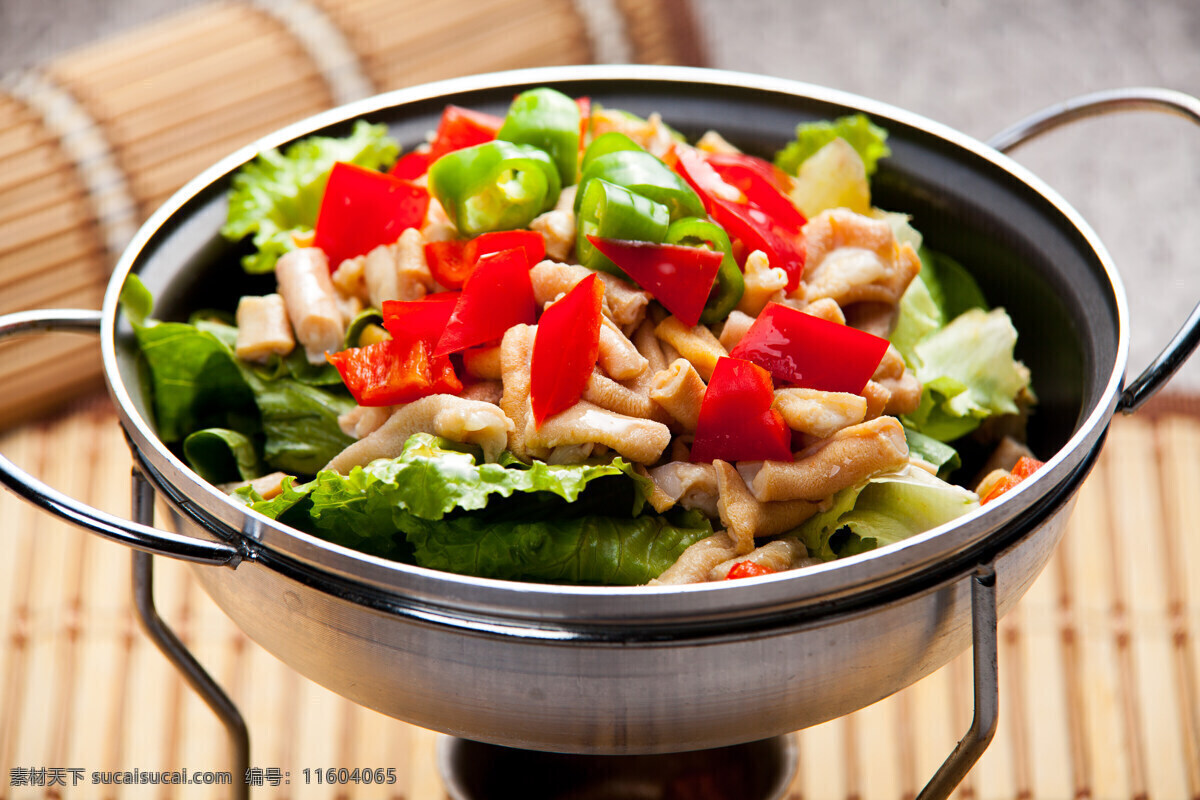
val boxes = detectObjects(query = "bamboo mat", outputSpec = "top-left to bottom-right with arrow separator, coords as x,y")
0,0 -> 706,431
1,392 -> 1198,800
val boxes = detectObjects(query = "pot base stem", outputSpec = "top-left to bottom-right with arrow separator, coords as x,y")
131,467 -> 250,800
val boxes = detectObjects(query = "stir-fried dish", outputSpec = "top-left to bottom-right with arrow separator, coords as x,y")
122,88 -> 1043,585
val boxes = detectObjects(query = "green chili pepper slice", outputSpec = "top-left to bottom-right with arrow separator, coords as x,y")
580,131 -> 643,174
344,307 -> 386,348
665,216 -> 745,324
427,140 -> 561,236
497,87 -> 581,184
576,179 -> 670,275
574,150 -> 706,221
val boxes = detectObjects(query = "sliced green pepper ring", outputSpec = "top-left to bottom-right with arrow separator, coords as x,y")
497,87 -> 581,184
428,140 -> 561,236
574,150 -> 706,221
665,216 -> 745,324
580,131 -> 644,174
576,179 -> 670,275
344,307 -> 385,348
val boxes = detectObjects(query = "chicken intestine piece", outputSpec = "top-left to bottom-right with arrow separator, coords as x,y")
583,370 -> 657,420
649,359 -> 706,432
737,250 -> 789,316
524,400 -> 671,465
649,533 -> 740,585
709,537 -> 815,581
420,197 -> 457,243
324,394 -> 514,472
873,345 -> 906,380
772,388 -> 867,439
529,260 -> 650,330
737,416 -> 910,503
530,207 -> 575,262
546,443 -> 595,465
499,323 -> 538,460
598,316 -> 649,380
800,297 -> 847,325
463,346 -> 503,380
797,209 -> 921,307
653,316 -> 726,381
879,371 -> 922,415
330,255 -> 369,302
645,461 -> 720,518
459,380 -> 504,406
235,294 -> 295,363
714,460 -> 819,555
275,247 -> 345,365
717,309 -> 755,351
861,380 -> 890,420
632,320 -> 669,374
337,404 -> 393,439
363,228 -> 434,309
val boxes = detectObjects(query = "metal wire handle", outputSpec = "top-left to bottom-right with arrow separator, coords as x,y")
988,87 -> 1200,414
0,308 -> 241,566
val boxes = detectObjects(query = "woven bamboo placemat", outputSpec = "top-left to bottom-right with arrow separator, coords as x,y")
1,392 -> 1198,799
0,0 -> 705,431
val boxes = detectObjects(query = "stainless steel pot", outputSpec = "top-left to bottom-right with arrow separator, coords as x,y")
3,67 -> 1198,768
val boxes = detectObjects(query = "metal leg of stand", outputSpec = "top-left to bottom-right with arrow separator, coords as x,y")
916,566 -> 999,800
131,467 -> 250,800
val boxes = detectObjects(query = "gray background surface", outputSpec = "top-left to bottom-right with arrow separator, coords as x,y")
3,0 -> 1199,391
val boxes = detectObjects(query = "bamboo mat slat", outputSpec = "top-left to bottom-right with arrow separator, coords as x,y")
1,396 -> 1198,799
0,0 -> 704,430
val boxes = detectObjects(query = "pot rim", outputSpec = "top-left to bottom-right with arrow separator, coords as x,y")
99,64 -> 1129,624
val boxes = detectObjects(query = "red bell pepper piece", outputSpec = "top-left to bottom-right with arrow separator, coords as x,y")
313,162 -> 429,269
424,230 -> 546,290
326,337 -> 461,407
381,291 -> 461,346
729,302 -> 889,394
530,273 -> 604,426
585,236 -> 724,327
704,152 -> 806,232
434,247 -> 537,357
389,150 -> 432,180
690,357 -> 793,464
672,146 -> 807,291
428,105 -> 504,161
726,560 -> 777,579
981,456 -> 1045,505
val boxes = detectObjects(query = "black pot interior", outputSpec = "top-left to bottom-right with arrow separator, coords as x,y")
117,75 -> 1119,478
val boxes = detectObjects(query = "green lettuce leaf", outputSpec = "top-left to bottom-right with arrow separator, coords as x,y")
795,466 -> 978,561
249,433 -> 648,523
183,428 -> 263,484
220,120 -> 399,274
889,266 -> 943,361
903,308 -> 1032,442
903,425 -> 961,479
121,278 -> 354,471
920,248 -> 989,322
124,306 -> 259,443
890,248 -> 990,366
774,113 -> 891,177
401,507 -> 712,585
245,433 -> 695,583
239,368 -> 355,474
